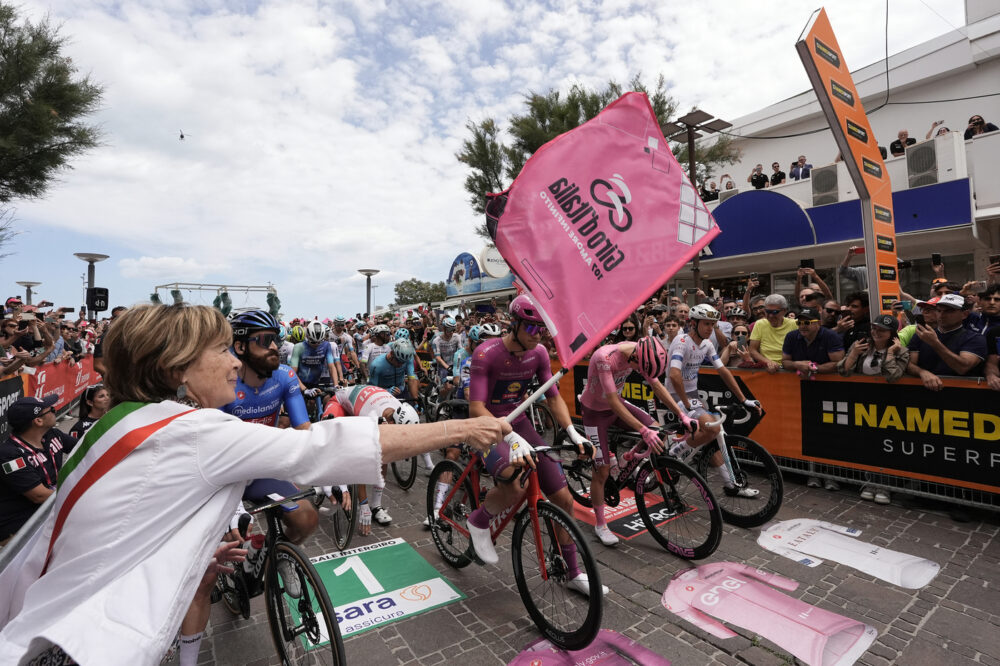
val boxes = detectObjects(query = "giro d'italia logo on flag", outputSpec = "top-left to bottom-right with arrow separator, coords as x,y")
486,92 -> 720,367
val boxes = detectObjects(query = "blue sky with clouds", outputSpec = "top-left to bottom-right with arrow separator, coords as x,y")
2,0 -> 966,318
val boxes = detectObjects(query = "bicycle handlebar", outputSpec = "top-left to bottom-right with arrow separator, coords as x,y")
245,488 -> 318,515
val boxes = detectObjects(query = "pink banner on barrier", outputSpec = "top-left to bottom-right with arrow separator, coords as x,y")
509,629 -> 669,666
26,358 -> 97,413
487,92 -> 720,366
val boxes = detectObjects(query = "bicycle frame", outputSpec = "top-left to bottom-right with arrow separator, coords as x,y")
436,455 -> 553,579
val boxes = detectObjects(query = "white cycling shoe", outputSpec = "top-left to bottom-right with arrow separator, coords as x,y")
567,572 -> 608,597
467,521 -> 499,564
723,485 -> 760,498
372,506 -> 392,525
277,559 -> 302,598
594,524 -> 619,547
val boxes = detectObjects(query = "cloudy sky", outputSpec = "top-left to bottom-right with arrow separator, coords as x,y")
2,0 -> 966,318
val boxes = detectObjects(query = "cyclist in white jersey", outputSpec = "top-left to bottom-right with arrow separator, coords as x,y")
666,304 -> 762,498
331,315 -> 364,382
361,324 -> 392,373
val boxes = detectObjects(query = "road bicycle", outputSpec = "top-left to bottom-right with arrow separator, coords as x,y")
427,443 -> 602,651
215,488 -> 344,665
388,397 -> 425,489
690,403 -> 783,528
559,422 -> 723,559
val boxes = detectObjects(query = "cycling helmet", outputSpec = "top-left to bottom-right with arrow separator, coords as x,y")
389,339 -> 415,362
394,328 -> 410,340
229,310 -> 280,340
333,315 -> 347,325
689,304 -> 721,321
467,325 -> 482,343
478,323 -> 502,338
277,323 -> 288,341
305,320 -> 327,344
634,336 -> 667,378
371,324 -> 391,337
289,325 -> 306,343
729,307 -> 748,319
441,316 -> 457,330
508,294 -> 545,324
393,402 -> 419,426
410,315 -> 422,323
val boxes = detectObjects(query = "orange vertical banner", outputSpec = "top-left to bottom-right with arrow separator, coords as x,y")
796,8 -> 900,314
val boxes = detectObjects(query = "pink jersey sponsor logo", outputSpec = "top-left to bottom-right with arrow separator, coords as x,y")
700,576 -> 745,606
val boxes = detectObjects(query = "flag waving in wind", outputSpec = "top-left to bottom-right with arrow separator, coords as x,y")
486,92 -> 721,367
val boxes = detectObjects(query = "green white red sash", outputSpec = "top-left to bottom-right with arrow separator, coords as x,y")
41,401 -> 195,574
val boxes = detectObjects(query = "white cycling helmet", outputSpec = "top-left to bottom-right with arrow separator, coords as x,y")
305,320 -> 327,344
689,304 -> 721,321
478,323 -> 502,338
371,324 -> 391,337
393,402 -> 419,425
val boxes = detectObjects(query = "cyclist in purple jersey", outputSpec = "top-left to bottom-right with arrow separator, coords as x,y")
580,336 -> 697,546
465,295 -> 602,596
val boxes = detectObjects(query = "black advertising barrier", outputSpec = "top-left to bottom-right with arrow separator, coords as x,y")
799,380 -> 999,489
0,374 -> 26,441
555,360 -> 998,494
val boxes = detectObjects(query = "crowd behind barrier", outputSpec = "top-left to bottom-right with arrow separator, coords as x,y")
698,113 -> 999,199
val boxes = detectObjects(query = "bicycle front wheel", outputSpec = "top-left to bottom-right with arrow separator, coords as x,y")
634,458 -> 722,560
265,541 -> 345,666
511,501 -> 602,651
529,402 -> 558,446
427,459 -> 476,568
331,485 -> 358,551
558,451 -> 594,509
697,435 -> 783,528
391,456 -> 418,490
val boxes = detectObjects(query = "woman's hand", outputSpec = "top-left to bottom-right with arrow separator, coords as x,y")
461,416 -> 510,453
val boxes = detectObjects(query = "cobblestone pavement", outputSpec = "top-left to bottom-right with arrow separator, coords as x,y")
192,459 -> 999,666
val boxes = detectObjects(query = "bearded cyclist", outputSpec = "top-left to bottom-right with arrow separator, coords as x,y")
580,335 -> 698,546
466,295 -> 602,595
666,304 -> 763,496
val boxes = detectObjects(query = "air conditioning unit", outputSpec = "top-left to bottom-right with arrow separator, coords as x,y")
906,141 -> 937,187
810,165 -> 839,205
718,188 -> 739,202
906,133 -> 964,188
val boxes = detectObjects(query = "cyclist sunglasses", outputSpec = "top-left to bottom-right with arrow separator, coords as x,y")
249,333 -> 280,347
522,323 -> 546,335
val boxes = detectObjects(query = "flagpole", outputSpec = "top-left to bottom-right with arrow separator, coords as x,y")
504,368 -> 567,423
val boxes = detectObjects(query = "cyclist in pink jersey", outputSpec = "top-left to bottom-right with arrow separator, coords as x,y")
662,562 -> 877,665
580,336 -> 697,546
465,295 -> 600,595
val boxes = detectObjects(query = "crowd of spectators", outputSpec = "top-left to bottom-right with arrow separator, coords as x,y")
702,112 -> 998,195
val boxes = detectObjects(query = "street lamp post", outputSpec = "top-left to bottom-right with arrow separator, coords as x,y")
15,281 -> 41,305
662,110 -> 732,292
358,269 -> 380,316
74,253 -> 109,322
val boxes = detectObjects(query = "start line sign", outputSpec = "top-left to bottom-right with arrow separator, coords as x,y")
311,538 -> 465,638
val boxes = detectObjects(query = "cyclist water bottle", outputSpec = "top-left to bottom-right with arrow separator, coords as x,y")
243,534 -> 266,573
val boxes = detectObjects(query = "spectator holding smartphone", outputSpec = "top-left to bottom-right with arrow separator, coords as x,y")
906,294 -> 987,391
963,114 -> 998,140
720,323 -> 756,367
838,314 -> 909,382
839,245 -> 868,290
747,164 -> 768,190
840,292 -> 872,350
964,284 -> 1000,334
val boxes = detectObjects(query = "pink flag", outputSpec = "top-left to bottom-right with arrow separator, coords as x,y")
486,92 -> 720,367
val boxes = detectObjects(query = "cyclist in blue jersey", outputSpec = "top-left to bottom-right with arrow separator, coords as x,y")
291,321 -> 341,416
368,339 -> 419,400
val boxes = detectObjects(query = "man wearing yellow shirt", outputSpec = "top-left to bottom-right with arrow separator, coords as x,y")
749,294 -> 797,372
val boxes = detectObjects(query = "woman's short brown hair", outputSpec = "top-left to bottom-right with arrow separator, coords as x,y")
102,304 -> 232,404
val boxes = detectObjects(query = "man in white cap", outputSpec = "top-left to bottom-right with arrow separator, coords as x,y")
905,293 -> 987,391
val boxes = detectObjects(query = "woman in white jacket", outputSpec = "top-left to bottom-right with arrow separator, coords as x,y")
0,303 -> 509,665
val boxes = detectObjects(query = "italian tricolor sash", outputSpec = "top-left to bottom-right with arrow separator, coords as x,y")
41,401 -> 196,574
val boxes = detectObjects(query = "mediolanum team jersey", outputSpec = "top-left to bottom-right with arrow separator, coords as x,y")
757,519 -> 940,589
662,562 -> 877,666
221,364 -> 309,428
